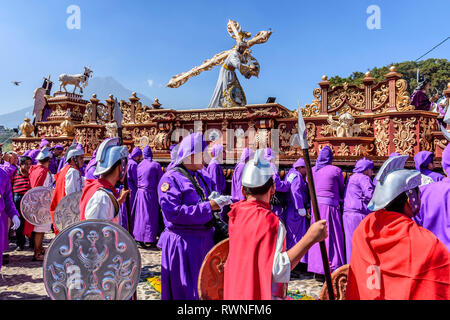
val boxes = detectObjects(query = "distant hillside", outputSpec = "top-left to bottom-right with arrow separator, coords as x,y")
0,76 -> 153,129
329,58 -> 450,95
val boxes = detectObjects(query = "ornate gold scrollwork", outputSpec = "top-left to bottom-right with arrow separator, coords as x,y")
135,102 -> 150,124
396,79 -> 415,112
393,117 -> 416,155
321,113 -> 372,137
337,143 -> 350,156
372,84 -> 389,114
374,118 -> 390,156
302,88 -> 321,117
328,83 -> 364,116
352,144 -> 375,156
419,118 -> 436,152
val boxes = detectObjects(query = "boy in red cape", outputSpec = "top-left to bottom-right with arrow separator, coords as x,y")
49,144 -> 85,234
224,150 -> 328,300
346,155 -> 450,300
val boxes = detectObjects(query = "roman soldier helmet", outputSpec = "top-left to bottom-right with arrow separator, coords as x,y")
416,76 -> 430,90
241,149 -> 274,188
65,144 -> 84,162
35,147 -> 53,161
368,155 -> 422,213
94,138 -> 128,176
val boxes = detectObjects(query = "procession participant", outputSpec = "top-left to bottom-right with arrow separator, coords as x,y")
207,144 -> 226,195
0,151 -> 18,181
11,155 -> 32,251
132,146 -> 163,248
284,158 -> 311,255
166,144 -> 179,171
57,143 -> 84,173
306,146 -> 345,279
413,151 -> 443,182
79,138 -> 130,223
342,157 -> 375,263
415,144 -> 450,250
224,150 -> 328,300
157,132 -> 232,300
49,144 -> 85,235
28,139 -> 50,166
410,77 -> 439,112
0,167 -> 21,269
231,147 -> 255,202
85,149 -> 98,180
48,144 -> 64,175
27,147 -> 54,261
346,155 -> 450,300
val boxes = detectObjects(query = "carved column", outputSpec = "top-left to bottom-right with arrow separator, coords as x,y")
129,92 -> 139,124
362,72 -> 375,112
385,66 -> 402,111
89,94 -> 99,124
319,75 -> 330,115
105,94 -> 115,123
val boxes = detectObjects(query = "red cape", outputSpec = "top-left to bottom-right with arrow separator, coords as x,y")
49,165 -> 78,235
224,200 -> 279,300
346,209 -> 450,300
24,165 -> 50,237
79,178 -> 119,221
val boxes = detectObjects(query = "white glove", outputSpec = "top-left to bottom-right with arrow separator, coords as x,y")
11,215 -> 21,230
287,173 -> 297,183
298,208 -> 306,217
212,195 -> 233,209
208,191 -> 221,200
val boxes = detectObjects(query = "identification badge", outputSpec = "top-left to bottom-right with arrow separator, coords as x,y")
160,182 -> 170,192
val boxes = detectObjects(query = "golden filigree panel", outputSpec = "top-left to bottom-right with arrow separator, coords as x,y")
395,79 -> 415,112
328,83 -> 364,115
372,84 -> 389,114
302,88 -> 321,117
393,117 -> 416,156
374,118 -> 390,156
352,144 -> 374,156
337,143 -> 350,156
419,118 -> 436,152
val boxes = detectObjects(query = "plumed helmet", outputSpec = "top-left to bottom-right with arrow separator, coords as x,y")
65,144 -> 84,162
368,155 -> 421,212
94,138 -> 129,176
241,149 -> 274,188
416,76 -> 430,90
35,147 -> 53,161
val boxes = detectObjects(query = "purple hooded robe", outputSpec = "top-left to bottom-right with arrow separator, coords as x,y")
157,133 -> 215,300
414,151 -> 444,182
231,148 -> 255,202
415,144 -> 450,250
85,149 -> 98,180
307,146 -> 346,274
131,146 -> 162,243
206,144 -> 226,195
342,157 -> 375,263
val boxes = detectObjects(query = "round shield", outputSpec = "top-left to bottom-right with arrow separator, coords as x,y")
20,186 -> 53,226
54,191 -> 82,232
43,219 -> 141,300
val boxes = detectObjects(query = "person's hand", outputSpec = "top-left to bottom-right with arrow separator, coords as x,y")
210,195 -> 232,210
298,208 -> 306,217
208,191 -> 221,200
305,220 -> 328,244
11,216 -> 21,230
118,189 -> 130,204
430,94 -> 439,102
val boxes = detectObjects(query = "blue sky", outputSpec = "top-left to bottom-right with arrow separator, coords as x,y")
0,0 -> 449,115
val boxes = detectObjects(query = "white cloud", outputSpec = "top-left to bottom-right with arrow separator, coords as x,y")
147,79 -> 154,87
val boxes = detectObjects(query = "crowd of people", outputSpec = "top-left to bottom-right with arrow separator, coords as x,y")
0,130 -> 449,300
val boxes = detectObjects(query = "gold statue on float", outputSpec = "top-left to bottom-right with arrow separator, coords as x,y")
167,20 -> 272,108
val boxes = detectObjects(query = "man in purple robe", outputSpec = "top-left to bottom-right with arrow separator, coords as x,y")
410,77 -> 438,111
284,158 -> 311,255
85,149 -> 98,180
343,157 -> 375,263
132,146 -> 162,248
48,144 -> 64,175
157,132 -> 232,300
415,144 -> 450,250
0,168 -> 21,269
207,144 -> 226,195
414,151 -> 444,182
0,152 -> 18,181
166,144 -> 179,171
307,146 -> 346,277
231,148 -> 255,202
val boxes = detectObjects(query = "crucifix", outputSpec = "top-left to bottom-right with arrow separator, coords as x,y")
167,20 -> 272,108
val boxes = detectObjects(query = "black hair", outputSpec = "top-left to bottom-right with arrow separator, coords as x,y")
19,156 -> 32,165
101,159 -> 122,177
38,157 -> 51,164
385,192 -> 408,213
243,177 -> 274,196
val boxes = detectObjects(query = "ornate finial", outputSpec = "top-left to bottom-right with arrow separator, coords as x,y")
389,65 -> 396,72
19,118 -> 34,137
92,94 -> 97,99
152,98 -> 162,109
132,92 -> 137,97
365,71 -> 371,77
322,75 -> 328,81
109,94 -> 114,99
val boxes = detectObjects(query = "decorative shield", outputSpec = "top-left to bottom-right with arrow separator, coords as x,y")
20,186 -> 53,226
54,191 -> 82,232
43,219 -> 141,300
319,264 -> 349,300
198,238 -> 229,300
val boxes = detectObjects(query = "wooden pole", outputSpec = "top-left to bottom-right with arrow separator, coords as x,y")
302,149 -> 335,300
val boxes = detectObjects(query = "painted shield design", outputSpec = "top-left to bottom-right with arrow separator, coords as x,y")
54,191 -> 82,232
43,219 -> 141,300
20,186 -> 53,226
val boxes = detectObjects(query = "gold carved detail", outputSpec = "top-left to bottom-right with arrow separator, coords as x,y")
135,102 -> 151,124
322,113 -> 372,137
337,143 -> 350,156
352,144 -> 375,156
393,117 -> 416,155
328,84 -> 364,115
419,118 -> 436,152
60,119 -> 75,137
372,84 -> 389,114
306,122 -> 317,156
434,138 -> 448,151
374,118 -> 390,156
396,79 -> 415,112
302,88 -> 321,117
119,100 -> 132,123
19,118 -> 34,137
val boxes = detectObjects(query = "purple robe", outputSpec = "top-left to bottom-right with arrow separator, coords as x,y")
285,167 -> 310,254
132,158 -> 162,243
48,156 -> 59,175
207,145 -> 226,195
85,150 -> 98,180
157,133 -> 214,300
307,146 -> 346,274
414,151 -> 444,182
410,90 -> 433,111
0,162 -> 17,181
29,149 -> 40,165
0,169 -> 20,269
231,148 -> 255,202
